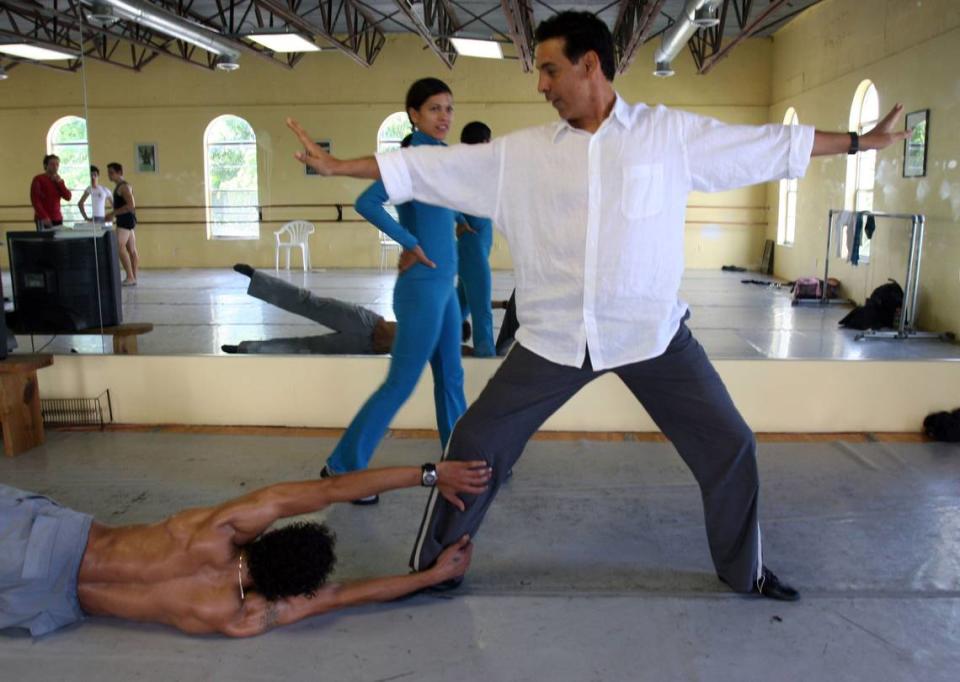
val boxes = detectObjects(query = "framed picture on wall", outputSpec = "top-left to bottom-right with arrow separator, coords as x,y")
305,140 -> 332,176
135,143 -> 158,173
903,109 -> 929,178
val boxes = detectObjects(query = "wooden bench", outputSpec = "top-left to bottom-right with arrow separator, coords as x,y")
0,354 -> 53,456
10,322 -> 154,354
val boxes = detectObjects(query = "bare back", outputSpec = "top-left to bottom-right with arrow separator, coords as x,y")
77,507 -> 246,634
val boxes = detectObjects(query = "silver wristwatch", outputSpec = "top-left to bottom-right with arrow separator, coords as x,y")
421,463 -> 438,487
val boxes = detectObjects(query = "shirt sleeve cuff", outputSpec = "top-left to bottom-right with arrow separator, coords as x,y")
376,151 -> 414,205
789,124 -> 816,179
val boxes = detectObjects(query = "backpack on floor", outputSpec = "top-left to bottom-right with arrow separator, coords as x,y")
838,279 -> 903,330
791,277 -> 840,304
923,409 -> 960,442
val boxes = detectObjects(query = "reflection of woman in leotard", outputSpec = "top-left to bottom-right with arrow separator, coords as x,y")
106,162 -> 140,286
321,78 -> 466,505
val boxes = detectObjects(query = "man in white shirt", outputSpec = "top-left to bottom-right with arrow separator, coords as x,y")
285,12 -> 910,601
77,165 -> 113,223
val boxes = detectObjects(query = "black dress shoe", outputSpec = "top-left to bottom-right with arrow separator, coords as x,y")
233,263 -> 255,278
755,567 -> 800,601
221,344 -> 240,354
320,465 -> 379,506
462,320 -> 472,342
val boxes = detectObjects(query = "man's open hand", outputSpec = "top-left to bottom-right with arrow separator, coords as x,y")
437,460 -> 492,511
862,103 -> 912,151
287,118 -> 337,176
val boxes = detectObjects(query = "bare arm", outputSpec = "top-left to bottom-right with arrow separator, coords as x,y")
222,536 -> 474,637
812,103 -> 910,157
215,462 -> 491,543
77,189 -> 91,220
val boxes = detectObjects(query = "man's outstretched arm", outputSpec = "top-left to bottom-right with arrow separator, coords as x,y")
222,535 -> 474,637
812,103 -> 911,157
215,462 -> 492,544
287,118 -> 380,179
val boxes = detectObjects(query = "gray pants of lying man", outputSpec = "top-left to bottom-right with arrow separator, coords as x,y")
0,485 -> 94,636
240,270 -> 383,354
410,316 -> 764,592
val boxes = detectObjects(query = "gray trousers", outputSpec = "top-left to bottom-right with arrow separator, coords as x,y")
410,318 -> 763,592
240,271 -> 382,355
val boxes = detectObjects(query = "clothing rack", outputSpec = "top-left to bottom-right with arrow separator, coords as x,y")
818,208 -> 949,342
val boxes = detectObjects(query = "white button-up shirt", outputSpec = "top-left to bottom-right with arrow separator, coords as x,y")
377,95 -> 815,370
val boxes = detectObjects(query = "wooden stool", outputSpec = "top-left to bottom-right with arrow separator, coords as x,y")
9,322 -> 154,355
0,354 -> 53,457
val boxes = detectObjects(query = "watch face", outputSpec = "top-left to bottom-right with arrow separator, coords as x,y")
422,468 -> 438,486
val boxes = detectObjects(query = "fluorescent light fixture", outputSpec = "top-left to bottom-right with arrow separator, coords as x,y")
0,43 -> 76,61
246,33 -> 320,53
451,38 -> 503,60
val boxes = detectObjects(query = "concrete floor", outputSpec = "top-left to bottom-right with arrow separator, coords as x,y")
10,268 -> 959,359
1,431 -> 958,680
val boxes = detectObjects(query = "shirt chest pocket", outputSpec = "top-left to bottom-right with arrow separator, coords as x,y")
620,163 -> 664,219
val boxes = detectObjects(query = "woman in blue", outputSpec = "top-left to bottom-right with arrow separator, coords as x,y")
454,121 -> 496,357
322,78 -> 466,504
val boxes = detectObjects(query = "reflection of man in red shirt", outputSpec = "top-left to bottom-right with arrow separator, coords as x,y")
31,154 -> 72,231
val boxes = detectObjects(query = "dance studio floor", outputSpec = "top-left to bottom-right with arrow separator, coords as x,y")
9,268 -> 959,359
2,430 -> 957,681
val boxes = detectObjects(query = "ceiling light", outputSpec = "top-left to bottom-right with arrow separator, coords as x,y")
86,1 -> 120,28
653,60 -> 675,77
693,6 -> 721,28
0,43 -> 76,61
246,33 -> 321,53
215,56 -> 240,71
0,66 -> 8,81
450,38 -> 503,60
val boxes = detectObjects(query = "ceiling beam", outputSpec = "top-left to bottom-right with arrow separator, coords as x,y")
254,0 -> 384,67
613,0 -> 666,75
391,1 -> 456,69
500,0 -> 535,72
697,0 -> 790,74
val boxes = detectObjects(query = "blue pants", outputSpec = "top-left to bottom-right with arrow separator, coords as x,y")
456,233 -> 495,357
326,275 -> 466,472
0,485 -> 93,636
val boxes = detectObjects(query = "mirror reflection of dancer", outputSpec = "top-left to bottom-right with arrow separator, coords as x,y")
77,165 -> 113,224
105,163 -> 139,287
223,264 -> 397,355
315,78 -> 468,505
455,122 -> 496,357
30,154 -> 71,231
0,462 -> 490,637
286,11 -> 911,600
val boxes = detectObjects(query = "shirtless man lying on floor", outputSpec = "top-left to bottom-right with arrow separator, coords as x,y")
0,461 -> 490,637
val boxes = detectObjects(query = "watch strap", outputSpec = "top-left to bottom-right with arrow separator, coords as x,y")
847,131 -> 860,155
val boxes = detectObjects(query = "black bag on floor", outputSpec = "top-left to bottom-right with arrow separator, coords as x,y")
923,409 -> 960,442
838,279 -> 903,330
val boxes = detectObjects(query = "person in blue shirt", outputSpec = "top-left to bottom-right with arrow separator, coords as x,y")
320,78 -> 467,504
454,122 -> 497,357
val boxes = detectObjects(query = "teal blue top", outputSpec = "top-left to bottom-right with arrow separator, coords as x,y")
355,130 -> 463,279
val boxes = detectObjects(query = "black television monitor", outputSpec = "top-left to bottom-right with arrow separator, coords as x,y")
7,228 -> 123,332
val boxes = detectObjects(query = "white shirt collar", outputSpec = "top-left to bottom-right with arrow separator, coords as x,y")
551,92 -> 632,142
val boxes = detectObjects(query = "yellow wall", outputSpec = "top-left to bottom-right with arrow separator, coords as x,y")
766,0 -> 960,335
39,353 -> 960,432
1,34 -> 774,270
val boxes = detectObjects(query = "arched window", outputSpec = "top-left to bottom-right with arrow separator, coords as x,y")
47,116 -> 90,224
777,107 -> 800,246
377,112 -> 413,154
204,115 -> 260,239
844,80 -> 879,259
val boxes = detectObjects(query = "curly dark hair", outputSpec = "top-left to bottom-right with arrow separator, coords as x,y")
534,11 -> 616,82
244,522 -> 337,601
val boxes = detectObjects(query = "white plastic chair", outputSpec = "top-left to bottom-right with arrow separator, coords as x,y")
379,232 -> 403,271
274,220 -> 315,271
